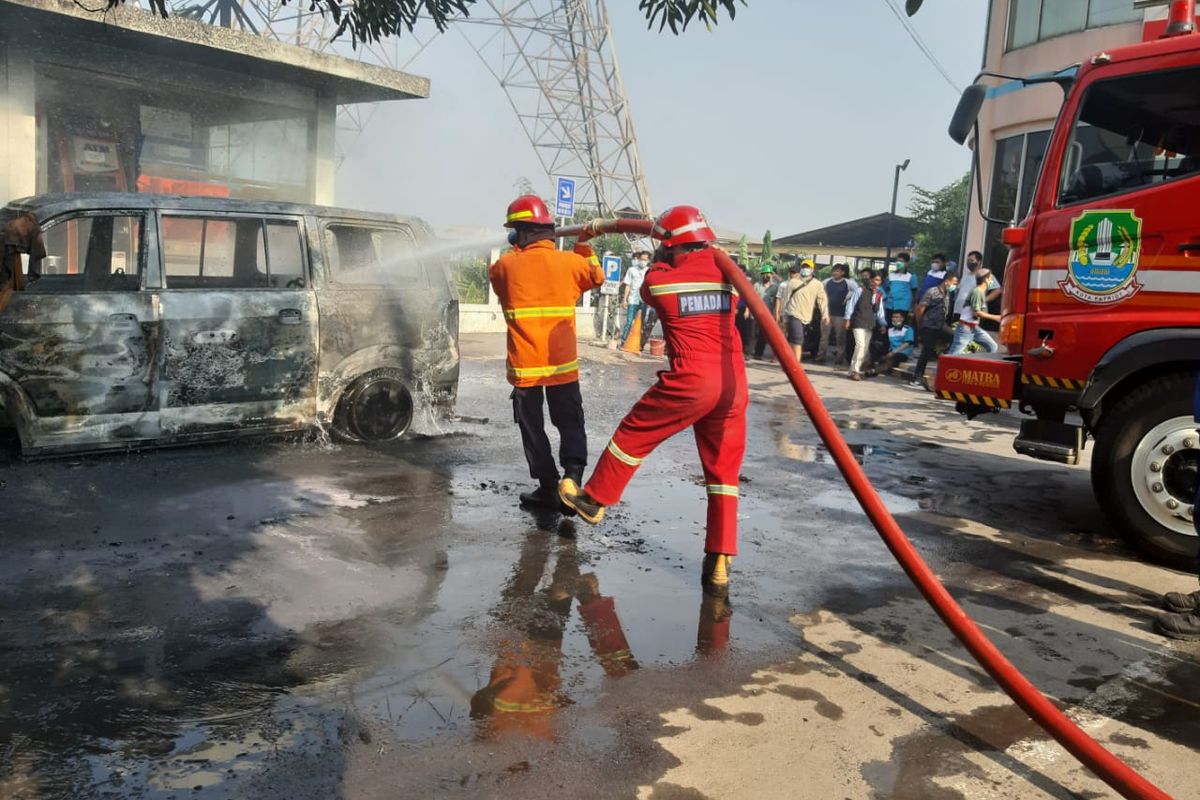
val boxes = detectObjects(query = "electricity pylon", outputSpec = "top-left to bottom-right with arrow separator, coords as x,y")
159,0 -> 652,217
456,0 -> 652,218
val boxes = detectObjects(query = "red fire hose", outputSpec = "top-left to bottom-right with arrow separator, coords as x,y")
558,218 -> 1171,800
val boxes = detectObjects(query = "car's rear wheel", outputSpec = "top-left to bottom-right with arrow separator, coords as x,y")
333,370 -> 414,444
1092,372 -> 1198,569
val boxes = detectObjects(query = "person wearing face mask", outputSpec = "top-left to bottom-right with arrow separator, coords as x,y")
559,205 -> 747,597
619,251 -> 652,348
882,252 -> 916,324
918,253 -> 949,300
819,263 -> 851,365
866,311 -> 916,378
751,264 -> 778,360
489,195 -> 605,513
846,271 -> 886,381
779,259 -> 829,365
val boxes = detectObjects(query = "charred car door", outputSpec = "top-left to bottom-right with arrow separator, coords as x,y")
315,220 -> 457,413
158,213 -> 318,436
0,210 -> 160,451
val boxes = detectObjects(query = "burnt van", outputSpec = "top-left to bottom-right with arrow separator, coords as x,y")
0,193 -> 459,456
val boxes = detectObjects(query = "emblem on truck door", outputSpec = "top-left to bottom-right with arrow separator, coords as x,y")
1060,209 -> 1143,304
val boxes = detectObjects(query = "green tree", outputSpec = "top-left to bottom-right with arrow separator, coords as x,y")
760,229 -> 774,266
513,176 -> 537,197
737,235 -> 750,267
124,0 -> 747,46
907,172 -> 969,274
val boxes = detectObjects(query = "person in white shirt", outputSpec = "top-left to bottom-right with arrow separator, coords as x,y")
619,250 -> 651,346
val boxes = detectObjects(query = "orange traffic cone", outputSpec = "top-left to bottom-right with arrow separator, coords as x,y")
621,313 -> 643,354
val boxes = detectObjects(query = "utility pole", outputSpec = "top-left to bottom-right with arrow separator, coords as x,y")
884,159 -> 910,272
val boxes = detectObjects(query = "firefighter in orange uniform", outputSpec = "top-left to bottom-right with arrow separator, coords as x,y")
470,536 -> 637,739
489,195 -> 605,510
560,205 -> 748,596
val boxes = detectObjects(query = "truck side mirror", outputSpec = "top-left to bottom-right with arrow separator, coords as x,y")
949,84 -> 987,145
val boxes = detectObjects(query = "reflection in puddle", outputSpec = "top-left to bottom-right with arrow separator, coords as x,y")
773,429 -> 895,464
471,536 -> 637,739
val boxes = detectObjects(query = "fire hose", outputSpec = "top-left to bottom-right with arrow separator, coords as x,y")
557,218 -> 1171,800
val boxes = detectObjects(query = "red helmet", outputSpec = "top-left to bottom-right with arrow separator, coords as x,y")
652,205 -> 716,248
504,194 -> 555,227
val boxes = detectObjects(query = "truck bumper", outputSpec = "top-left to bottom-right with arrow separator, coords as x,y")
933,354 -> 1021,411
933,354 -> 1088,466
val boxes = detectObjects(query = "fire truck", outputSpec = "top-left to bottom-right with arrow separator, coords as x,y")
935,0 -> 1200,568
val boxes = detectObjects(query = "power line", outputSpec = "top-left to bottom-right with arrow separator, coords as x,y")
881,0 -> 963,94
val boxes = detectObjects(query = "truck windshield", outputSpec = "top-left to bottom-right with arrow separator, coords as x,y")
1059,66 -> 1200,205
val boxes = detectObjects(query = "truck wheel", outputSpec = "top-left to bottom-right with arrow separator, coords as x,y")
333,370 -> 414,444
1092,372 -> 1198,568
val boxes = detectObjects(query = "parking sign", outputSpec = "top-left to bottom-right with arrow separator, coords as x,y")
601,254 -> 621,296
556,177 -> 575,218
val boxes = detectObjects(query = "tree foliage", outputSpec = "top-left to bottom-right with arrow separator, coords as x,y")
907,172 -> 969,271
759,229 -> 773,266
126,0 -> 747,46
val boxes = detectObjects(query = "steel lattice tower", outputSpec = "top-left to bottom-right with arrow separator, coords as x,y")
157,0 -> 651,217
456,0 -> 651,217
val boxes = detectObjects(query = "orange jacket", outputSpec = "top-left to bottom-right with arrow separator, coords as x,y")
488,240 -> 604,387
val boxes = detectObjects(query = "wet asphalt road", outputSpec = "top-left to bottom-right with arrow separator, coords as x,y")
1,333 -> 1197,799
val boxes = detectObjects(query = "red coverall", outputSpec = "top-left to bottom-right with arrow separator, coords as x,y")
584,247 -> 748,555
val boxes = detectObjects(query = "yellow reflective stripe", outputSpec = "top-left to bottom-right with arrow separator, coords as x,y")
706,484 -> 739,497
606,440 -> 644,467
508,360 -> 579,379
507,209 -> 535,222
649,282 -> 739,297
492,697 -> 557,713
504,306 -> 576,320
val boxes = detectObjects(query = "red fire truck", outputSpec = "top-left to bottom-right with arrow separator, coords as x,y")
936,1 -> 1200,568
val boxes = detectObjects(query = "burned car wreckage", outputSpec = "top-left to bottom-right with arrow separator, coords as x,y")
0,193 -> 459,456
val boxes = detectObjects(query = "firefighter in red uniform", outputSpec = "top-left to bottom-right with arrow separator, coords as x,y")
559,205 -> 748,596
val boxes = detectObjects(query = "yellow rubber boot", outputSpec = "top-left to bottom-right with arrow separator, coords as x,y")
558,478 -> 606,525
702,553 -> 732,596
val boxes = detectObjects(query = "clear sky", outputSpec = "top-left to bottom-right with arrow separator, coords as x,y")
334,1 -> 990,240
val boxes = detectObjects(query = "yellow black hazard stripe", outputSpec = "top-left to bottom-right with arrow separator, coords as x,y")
1021,374 -> 1083,391
937,390 -> 1011,409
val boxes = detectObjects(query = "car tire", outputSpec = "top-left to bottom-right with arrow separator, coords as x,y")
1091,372 -> 1198,569
333,370 -> 414,444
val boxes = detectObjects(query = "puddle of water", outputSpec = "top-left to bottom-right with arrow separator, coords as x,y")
773,431 -> 897,465
808,488 -> 920,516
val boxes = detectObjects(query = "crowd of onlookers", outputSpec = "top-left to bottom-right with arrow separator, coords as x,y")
592,248 -> 1003,390
733,249 -> 1003,387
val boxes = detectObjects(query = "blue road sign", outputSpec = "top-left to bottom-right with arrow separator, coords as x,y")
556,177 -> 576,218
603,255 -> 622,282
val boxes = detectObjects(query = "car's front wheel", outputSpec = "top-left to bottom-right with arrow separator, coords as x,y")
333,370 -> 414,444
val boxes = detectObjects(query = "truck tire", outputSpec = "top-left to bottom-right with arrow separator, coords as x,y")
332,370 -> 414,444
1091,372 -> 1198,569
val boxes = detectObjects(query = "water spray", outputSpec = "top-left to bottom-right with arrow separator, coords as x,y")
556,217 -> 1171,800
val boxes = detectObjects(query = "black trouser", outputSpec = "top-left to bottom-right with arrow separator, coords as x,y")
736,312 -> 754,354
912,327 -> 940,381
754,320 -> 771,358
511,382 -> 587,484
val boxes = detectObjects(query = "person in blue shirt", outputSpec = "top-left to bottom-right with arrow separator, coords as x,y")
1154,370 -> 1200,640
882,252 -> 917,323
865,311 -> 915,378
917,253 -> 949,300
